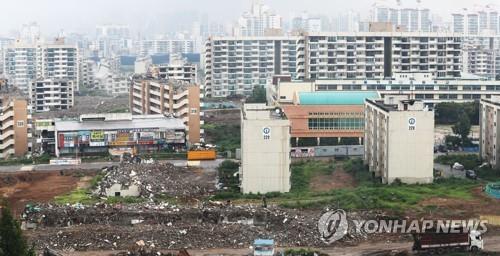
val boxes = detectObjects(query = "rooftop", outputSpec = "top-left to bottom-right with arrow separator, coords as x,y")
298,91 -> 379,105
55,114 -> 185,131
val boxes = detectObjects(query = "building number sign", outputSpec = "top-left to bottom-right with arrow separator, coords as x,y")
263,127 -> 271,140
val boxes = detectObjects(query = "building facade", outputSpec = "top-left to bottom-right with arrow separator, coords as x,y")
364,97 -> 434,184
240,104 -> 290,193
29,79 -> 74,112
281,91 -> 379,146
138,39 -> 196,56
371,4 -> 432,32
3,40 -> 79,93
479,97 -> 500,168
235,1 -> 282,37
452,6 -> 499,35
269,73 -> 500,106
130,77 -> 201,144
0,96 -> 31,158
205,33 -> 489,97
54,113 -> 185,157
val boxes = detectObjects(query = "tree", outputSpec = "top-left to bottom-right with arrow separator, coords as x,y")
0,205 -> 33,256
452,114 -> 471,146
246,86 -> 266,103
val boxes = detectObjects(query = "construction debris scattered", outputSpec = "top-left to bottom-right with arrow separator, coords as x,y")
23,202 -> 398,251
93,163 -> 216,199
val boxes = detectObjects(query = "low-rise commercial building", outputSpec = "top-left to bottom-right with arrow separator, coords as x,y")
0,96 -> 31,158
364,96 -> 434,184
479,97 -> 500,168
54,113 -> 185,157
29,79 -> 74,112
33,119 -> 55,155
130,77 -> 201,144
240,104 -> 291,193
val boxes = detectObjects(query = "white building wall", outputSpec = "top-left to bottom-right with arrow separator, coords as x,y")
241,104 -> 290,193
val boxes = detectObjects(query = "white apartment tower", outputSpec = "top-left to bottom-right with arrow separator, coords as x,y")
205,32 -> 467,97
236,1 -> 282,36
371,3 -> 432,32
452,6 -> 499,35
3,39 -> 79,93
240,104 -> 291,193
364,96 -> 434,184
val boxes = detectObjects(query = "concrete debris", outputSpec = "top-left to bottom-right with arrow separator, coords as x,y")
23,203 -> 399,251
94,163 -> 215,198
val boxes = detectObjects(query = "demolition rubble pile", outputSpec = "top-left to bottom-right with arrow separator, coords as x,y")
94,163 -> 215,198
23,203 -> 399,251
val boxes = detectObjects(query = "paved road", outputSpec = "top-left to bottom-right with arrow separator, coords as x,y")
0,159 -> 227,173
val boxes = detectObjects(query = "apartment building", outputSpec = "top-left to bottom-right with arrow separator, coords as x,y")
463,46 -> 497,79
452,6 -> 499,35
138,39 -> 196,56
149,59 -> 197,83
79,59 -> 96,88
130,77 -> 201,144
364,96 -> 434,184
205,36 -> 299,97
3,39 -> 79,93
371,4 -> 432,32
29,79 -> 74,112
269,72 -> 500,106
240,104 -> 290,193
235,1 -> 282,37
479,97 -> 500,168
205,32 -> 481,97
0,96 -> 31,158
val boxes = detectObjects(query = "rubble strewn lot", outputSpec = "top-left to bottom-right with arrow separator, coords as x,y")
94,163 -> 216,199
24,203 -> 395,251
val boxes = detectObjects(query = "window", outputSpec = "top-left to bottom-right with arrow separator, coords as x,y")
190,108 -> 197,114
308,118 -> 364,130
17,121 -> 25,127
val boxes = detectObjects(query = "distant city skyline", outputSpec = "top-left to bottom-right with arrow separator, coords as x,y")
0,0 -> 498,37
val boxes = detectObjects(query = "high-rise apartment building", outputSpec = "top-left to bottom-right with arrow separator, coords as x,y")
235,1 -> 282,36
0,96 -> 31,158
3,39 -> 79,93
205,32 -> 469,97
452,6 -> 499,35
138,39 -> 196,56
29,79 -> 74,112
371,3 -> 431,32
130,78 -> 201,144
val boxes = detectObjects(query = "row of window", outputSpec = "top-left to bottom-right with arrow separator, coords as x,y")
308,118 -> 364,130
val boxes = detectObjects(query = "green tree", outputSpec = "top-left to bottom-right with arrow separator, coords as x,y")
217,160 -> 240,191
246,86 -> 266,103
0,205 -> 33,256
452,114 -> 471,145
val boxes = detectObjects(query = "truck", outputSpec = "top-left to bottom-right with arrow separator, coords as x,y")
412,228 -> 484,253
253,239 -> 275,256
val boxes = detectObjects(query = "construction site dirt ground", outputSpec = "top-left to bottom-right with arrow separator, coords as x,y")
0,170 -> 96,216
3,161 -> 500,254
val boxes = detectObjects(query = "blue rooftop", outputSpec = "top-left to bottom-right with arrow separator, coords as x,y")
298,91 -> 379,105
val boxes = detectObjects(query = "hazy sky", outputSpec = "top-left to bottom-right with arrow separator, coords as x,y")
0,0 -> 497,36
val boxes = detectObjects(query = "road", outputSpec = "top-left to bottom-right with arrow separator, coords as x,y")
61,234 -> 500,256
0,159 -> 226,173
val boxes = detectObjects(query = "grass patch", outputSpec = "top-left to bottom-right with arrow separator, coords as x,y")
290,160 -> 334,192
212,158 -> 480,212
476,166 -> 500,182
54,189 -> 99,205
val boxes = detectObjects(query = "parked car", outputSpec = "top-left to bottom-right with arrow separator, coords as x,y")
466,170 -> 477,180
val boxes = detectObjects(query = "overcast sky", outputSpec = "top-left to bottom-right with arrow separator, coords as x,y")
0,0 -> 497,36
